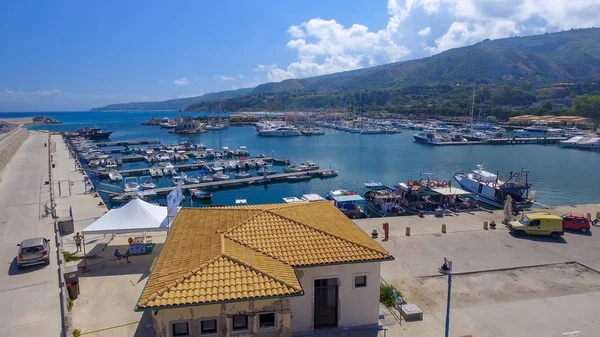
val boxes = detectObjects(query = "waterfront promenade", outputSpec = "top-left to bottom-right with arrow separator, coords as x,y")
0,130 -> 61,337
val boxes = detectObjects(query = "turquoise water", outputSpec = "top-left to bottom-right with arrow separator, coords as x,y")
7,111 -> 600,207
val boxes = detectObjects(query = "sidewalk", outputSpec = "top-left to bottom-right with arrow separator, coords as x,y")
51,134 -> 158,336
0,130 -> 61,337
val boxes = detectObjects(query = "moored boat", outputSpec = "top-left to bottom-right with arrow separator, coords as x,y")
190,188 -> 212,200
453,164 -> 532,209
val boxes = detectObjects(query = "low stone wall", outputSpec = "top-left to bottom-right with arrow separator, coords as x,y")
0,127 -> 29,176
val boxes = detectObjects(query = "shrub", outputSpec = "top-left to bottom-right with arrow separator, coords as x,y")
73,328 -> 81,337
62,251 -> 81,262
380,283 -> 408,308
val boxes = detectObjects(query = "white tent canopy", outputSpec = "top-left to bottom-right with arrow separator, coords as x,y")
82,198 -> 171,235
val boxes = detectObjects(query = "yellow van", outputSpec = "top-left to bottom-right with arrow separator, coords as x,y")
507,213 -> 564,238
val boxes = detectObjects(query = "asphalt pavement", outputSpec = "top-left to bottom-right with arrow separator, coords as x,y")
0,131 -> 61,337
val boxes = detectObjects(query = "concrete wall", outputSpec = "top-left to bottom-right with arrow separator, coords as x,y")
0,128 -> 29,177
153,298 -> 292,337
289,262 -> 381,333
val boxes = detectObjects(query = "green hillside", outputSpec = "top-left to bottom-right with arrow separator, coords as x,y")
90,88 -> 253,111
250,28 -> 600,94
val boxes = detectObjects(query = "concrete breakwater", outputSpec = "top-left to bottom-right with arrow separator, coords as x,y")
0,127 -> 30,177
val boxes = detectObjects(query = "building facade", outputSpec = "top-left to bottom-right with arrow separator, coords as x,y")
136,202 -> 393,337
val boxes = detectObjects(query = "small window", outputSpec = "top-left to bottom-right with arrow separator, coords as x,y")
172,322 -> 189,336
355,275 -> 367,288
232,315 -> 248,331
259,313 -> 275,328
201,319 -> 217,334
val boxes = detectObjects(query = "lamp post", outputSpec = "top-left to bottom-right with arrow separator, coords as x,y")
438,258 -> 453,337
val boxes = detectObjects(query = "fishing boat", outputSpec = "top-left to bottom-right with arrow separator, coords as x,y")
109,171 -> 123,182
325,190 -> 358,200
287,173 -> 311,182
235,171 -> 251,179
320,170 -> 338,178
453,164 -> 533,209
330,194 -> 366,219
71,127 -> 113,139
123,177 -> 141,192
363,188 -> 405,217
190,188 -> 212,200
139,176 -> 156,190
213,172 -> 230,181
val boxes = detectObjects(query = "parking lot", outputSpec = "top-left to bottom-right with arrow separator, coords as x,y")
355,204 -> 600,337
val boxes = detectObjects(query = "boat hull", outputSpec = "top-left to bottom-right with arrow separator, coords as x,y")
75,131 -> 113,139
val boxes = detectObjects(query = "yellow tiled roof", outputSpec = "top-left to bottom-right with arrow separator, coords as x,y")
137,202 -> 392,310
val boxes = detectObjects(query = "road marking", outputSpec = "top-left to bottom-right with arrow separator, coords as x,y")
80,321 -> 140,335
0,280 -> 52,293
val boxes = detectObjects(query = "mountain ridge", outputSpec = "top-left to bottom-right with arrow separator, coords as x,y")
90,88 -> 253,111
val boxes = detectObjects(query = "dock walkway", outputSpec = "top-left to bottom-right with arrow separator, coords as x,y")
428,137 -> 567,146
102,169 -> 330,196
91,157 -> 274,176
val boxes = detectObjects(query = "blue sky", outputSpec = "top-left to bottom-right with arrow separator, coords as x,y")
1,0 -> 599,111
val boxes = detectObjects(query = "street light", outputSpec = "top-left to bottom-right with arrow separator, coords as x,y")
438,258 -> 453,337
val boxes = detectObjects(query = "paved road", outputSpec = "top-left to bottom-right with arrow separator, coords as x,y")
0,131 -> 61,337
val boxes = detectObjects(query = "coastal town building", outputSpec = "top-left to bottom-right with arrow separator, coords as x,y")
136,202 -> 393,337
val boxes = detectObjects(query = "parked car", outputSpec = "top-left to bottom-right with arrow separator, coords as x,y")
507,213 -> 564,238
561,213 -> 591,233
17,237 -> 51,268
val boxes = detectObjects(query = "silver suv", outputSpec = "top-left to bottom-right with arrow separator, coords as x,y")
17,237 -> 51,268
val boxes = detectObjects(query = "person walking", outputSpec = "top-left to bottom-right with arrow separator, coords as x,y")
73,232 -> 83,252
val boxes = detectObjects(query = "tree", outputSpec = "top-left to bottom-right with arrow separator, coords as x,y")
572,95 -> 600,120
541,100 -> 553,111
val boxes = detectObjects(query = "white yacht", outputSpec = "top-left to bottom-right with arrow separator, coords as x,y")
560,136 -> 591,148
413,130 -> 446,144
163,163 -> 177,176
123,177 -> 141,192
576,137 -> 600,149
257,126 -> 302,137
454,165 -> 532,209
514,123 -> 563,138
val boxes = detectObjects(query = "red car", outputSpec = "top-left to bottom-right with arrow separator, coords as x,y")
561,213 -> 591,233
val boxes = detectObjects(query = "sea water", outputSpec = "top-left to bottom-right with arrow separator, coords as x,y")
6,110 -> 599,207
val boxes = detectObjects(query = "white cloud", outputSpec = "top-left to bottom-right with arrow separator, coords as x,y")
238,74 -> 245,79
173,77 -> 189,86
256,0 -> 600,82
256,16 -> 411,81
418,26 -> 431,37
217,75 -> 234,81
403,0 -> 600,53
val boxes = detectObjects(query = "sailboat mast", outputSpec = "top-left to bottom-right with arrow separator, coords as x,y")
470,82 -> 476,131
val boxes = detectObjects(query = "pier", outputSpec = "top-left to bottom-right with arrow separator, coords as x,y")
93,140 -> 161,147
91,157 -> 275,176
101,169 -> 333,196
428,137 -> 568,146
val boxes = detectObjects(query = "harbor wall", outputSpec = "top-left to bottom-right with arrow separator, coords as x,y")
0,127 -> 30,178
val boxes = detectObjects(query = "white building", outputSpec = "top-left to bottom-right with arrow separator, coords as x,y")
136,202 -> 393,336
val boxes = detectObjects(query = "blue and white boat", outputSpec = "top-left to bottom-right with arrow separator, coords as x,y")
453,164 -> 532,208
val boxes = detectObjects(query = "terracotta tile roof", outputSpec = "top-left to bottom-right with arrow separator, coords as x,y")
137,202 -> 392,310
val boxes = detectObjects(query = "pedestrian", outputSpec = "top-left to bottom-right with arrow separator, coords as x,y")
114,249 -> 131,263
73,232 -> 83,252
